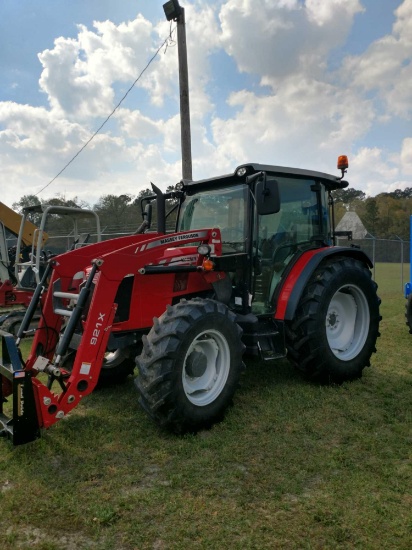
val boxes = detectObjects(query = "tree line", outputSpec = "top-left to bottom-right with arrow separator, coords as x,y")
11,185 -> 412,241
333,188 -> 412,240
12,186 -> 179,237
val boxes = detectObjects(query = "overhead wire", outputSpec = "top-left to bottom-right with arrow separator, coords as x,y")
35,25 -> 176,197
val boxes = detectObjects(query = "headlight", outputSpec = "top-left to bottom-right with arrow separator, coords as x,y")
197,244 -> 211,256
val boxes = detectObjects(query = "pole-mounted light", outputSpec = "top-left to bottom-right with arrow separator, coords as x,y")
162,0 -> 192,181
163,0 -> 183,21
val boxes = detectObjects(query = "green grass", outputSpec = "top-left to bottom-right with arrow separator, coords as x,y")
0,263 -> 411,549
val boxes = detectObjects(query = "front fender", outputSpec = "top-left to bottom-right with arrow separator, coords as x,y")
275,247 -> 373,321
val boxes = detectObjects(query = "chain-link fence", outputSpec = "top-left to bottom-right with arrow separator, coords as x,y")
337,236 -> 410,292
6,230 -> 410,293
53,232 -> 409,292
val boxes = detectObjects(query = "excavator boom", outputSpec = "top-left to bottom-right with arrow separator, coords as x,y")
0,202 -> 47,248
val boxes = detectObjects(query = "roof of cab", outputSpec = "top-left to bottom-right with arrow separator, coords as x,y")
183,163 -> 348,192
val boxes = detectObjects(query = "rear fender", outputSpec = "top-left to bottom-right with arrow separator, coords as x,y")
275,247 -> 373,321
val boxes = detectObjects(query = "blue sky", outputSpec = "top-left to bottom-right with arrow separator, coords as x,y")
0,0 -> 411,208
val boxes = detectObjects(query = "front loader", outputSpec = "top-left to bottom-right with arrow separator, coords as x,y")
0,158 -> 381,445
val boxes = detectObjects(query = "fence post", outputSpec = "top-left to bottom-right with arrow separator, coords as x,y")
394,235 -> 404,292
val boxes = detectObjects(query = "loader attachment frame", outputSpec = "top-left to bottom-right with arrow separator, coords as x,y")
0,331 -> 41,445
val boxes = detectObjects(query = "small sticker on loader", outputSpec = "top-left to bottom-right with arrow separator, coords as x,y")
80,363 -> 91,375
17,385 -> 24,417
33,356 -> 50,372
13,371 -> 25,378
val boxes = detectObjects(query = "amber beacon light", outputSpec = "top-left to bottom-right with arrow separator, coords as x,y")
337,155 -> 349,178
337,155 -> 349,171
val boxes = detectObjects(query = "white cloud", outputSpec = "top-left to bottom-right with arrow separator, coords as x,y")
0,101 -> 85,152
210,73 -> 375,176
38,16 -> 155,118
0,101 -> 155,206
115,108 -> 163,142
207,0 -> 375,176
38,37 -> 113,118
306,0 -> 364,26
210,0 -> 411,193
341,0 -> 412,119
400,138 -> 412,175
219,0 -> 363,80
350,147 -> 400,196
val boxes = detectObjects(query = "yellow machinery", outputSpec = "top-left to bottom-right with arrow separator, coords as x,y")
0,202 -> 47,248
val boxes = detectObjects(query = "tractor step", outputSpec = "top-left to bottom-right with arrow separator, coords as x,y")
0,330 -> 41,445
52,288 -> 79,318
53,308 -> 73,317
53,291 -> 80,300
52,262 -> 99,361
257,332 -> 286,361
236,313 -> 286,361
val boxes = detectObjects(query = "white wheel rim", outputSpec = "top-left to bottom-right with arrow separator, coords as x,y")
103,348 -> 126,369
326,284 -> 370,361
182,329 -> 230,406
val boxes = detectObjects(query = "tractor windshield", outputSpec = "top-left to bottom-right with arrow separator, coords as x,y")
178,184 -> 249,253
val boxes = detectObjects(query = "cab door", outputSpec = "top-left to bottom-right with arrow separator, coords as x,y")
253,176 -> 327,315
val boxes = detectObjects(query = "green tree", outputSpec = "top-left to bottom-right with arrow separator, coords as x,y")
363,198 -> 379,235
332,188 -> 365,207
12,195 -> 42,224
94,194 -> 134,231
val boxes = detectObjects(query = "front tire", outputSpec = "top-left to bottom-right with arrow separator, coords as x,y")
286,257 -> 381,383
99,347 -> 136,385
135,298 -> 245,433
60,346 -> 136,385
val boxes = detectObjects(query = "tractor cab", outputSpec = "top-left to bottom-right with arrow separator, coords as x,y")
174,163 -> 344,316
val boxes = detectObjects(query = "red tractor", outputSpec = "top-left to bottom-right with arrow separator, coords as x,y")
0,159 -> 381,445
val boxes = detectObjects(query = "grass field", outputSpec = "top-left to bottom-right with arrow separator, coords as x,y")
0,263 -> 411,549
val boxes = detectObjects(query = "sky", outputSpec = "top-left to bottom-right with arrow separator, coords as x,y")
0,0 -> 411,209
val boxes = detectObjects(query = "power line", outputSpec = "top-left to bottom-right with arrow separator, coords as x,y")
35,27 -> 176,197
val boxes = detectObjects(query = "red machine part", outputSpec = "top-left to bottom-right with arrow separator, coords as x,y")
275,248 -> 326,320
0,280 -> 35,308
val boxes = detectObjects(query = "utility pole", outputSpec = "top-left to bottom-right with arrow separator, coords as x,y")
163,1 -> 193,181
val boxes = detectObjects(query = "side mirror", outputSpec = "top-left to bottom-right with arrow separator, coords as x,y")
135,202 -> 153,234
143,202 -> 152,229
255,175 -> 280,215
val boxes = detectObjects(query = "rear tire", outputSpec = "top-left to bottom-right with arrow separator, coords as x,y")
285,257 -> 381,383
135,298 -> 245,433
